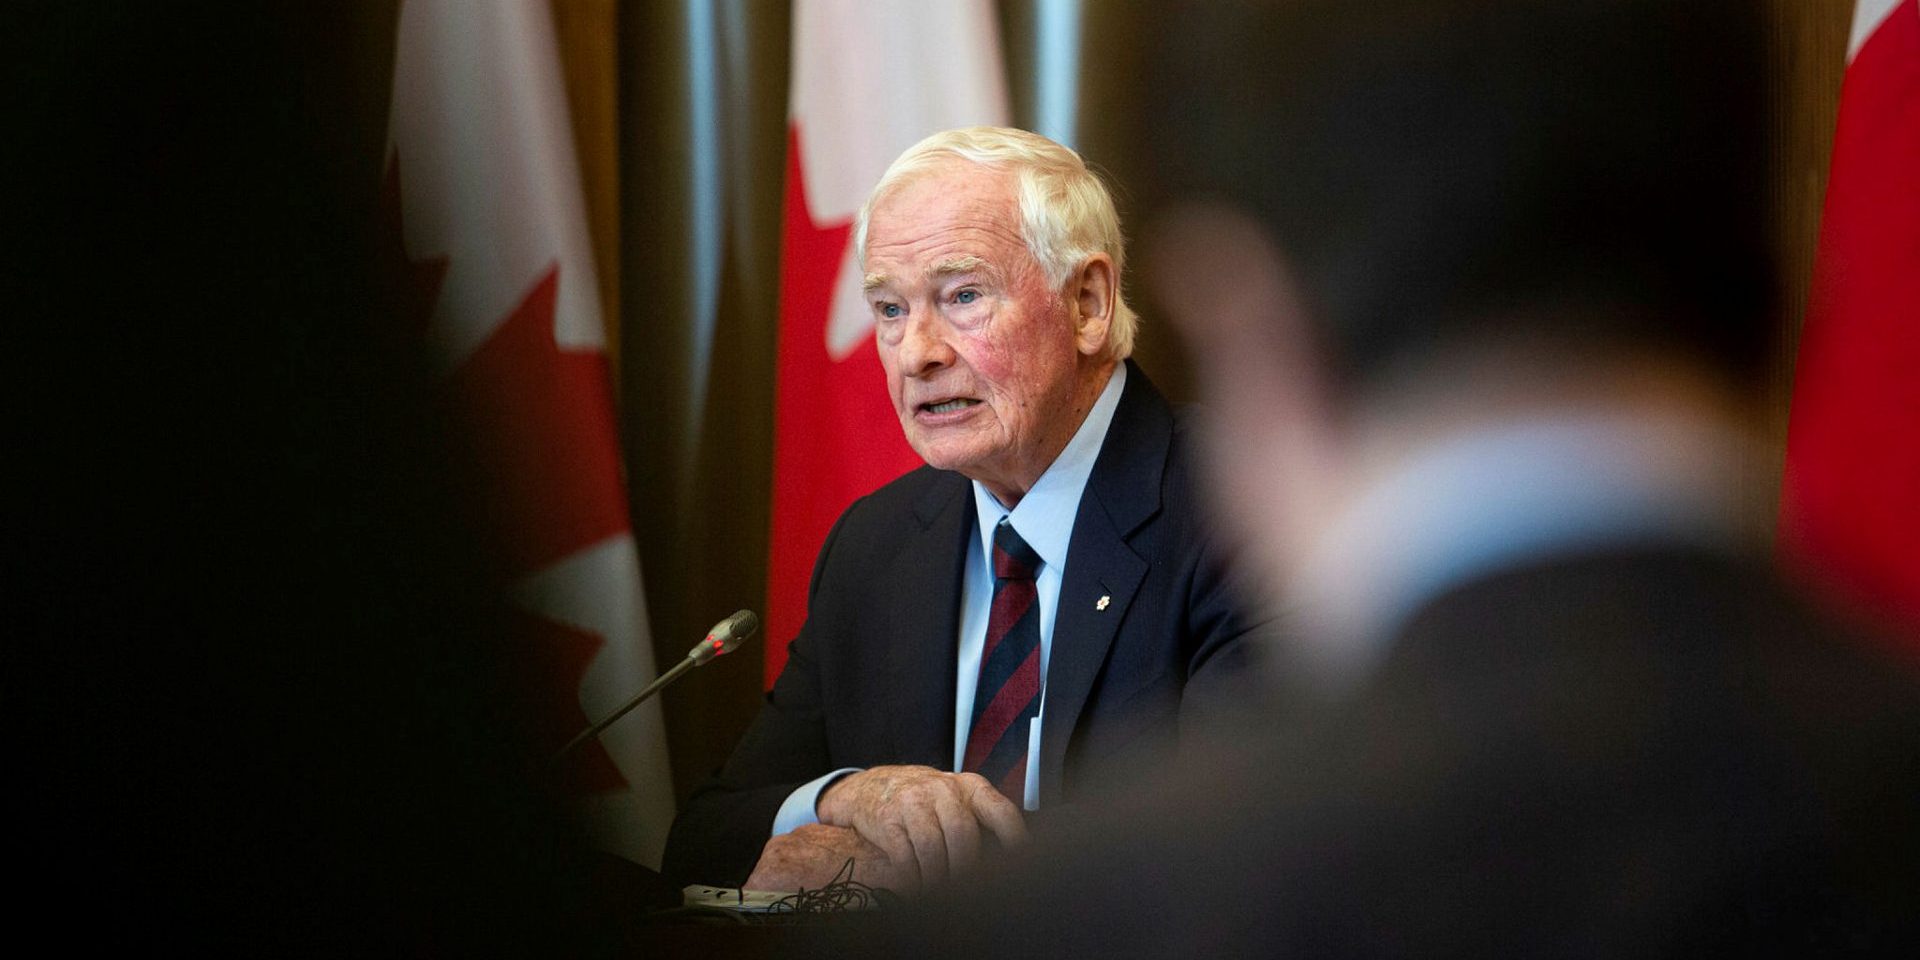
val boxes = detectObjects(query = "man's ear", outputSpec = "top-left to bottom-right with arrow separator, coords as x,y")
1071,253 -> 1116,357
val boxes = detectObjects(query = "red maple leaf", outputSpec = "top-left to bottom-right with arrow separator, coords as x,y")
440,264 -> 633,580
765,124 -> 923,685
383,154 -> 636,792
507,607 -> 626,793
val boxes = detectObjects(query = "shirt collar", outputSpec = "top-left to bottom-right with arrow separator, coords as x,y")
971,363 -> 1127,571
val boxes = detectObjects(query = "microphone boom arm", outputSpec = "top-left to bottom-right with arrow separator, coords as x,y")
554,658 -> 694,763
551,609 -> 759,765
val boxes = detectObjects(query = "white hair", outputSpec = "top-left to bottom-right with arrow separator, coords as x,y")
854,126 -> 1138,360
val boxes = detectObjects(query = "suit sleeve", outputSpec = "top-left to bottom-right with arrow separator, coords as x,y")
659,504 -> 859,887
1170,411 -> 1282,738
1177,535 -> 1276,738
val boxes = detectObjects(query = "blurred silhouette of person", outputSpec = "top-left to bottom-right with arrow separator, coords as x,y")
11,5 -> 647,951
864,0 -> 1920,954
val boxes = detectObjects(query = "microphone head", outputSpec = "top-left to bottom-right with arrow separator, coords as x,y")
689,609 -> 759,664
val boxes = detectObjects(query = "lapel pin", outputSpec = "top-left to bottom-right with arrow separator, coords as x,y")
1096,594 -> 1111,611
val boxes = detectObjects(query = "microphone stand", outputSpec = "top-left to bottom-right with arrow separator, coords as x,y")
545,609 -> 757,916
552,609 -> 758,765
553,657 -> 694,763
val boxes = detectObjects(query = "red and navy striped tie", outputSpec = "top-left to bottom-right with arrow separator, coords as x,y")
963,518 -> 1043,806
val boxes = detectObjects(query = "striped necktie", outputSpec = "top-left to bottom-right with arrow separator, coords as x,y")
963,517 -> 1043,805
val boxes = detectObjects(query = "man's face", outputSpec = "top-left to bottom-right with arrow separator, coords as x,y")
863,162 -> 1099,504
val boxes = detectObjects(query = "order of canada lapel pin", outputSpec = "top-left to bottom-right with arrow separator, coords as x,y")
1096,594 -> 1111,611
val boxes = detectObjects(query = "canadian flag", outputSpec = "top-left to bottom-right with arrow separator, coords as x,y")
767,0 -> 1012,682
1781,0 -> 1920,634
385,1 -> 675,867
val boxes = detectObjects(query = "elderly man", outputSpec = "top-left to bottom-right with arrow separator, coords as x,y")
661,127 -> 1257,892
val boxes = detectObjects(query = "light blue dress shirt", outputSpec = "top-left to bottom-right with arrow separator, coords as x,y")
772,363 -> 1127,834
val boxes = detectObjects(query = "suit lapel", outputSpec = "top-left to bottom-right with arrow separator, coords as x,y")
1038,361 -> 1170,803
884,472 -> 973,767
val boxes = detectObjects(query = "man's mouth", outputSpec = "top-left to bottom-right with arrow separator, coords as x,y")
919,398 -> 982,415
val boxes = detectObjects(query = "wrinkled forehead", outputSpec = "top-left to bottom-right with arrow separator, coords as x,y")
866,160 -> 1020,246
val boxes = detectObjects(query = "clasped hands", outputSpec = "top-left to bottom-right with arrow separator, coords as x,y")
744,765 -> 1026,894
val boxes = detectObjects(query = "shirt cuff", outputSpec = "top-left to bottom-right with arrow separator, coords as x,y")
771,767 -> 862,837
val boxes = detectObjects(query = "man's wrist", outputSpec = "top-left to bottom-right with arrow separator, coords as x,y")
813,768 -> 861,824
771,767 -> 862,837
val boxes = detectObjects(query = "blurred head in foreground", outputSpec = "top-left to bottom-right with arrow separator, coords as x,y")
16,4 -> 627,950
1140,0 -> 1776,684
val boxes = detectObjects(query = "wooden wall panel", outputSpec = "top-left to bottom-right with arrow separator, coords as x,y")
1759,0 -> 1854,531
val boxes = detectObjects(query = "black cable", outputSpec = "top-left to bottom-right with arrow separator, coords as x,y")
766,858 -> 886,915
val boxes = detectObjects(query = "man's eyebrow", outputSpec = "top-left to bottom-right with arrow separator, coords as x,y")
863,257 -> 993,292
932,255 -> 988,277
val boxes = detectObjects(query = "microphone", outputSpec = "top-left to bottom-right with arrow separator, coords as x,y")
554,609 -> 759,763
688,608 -> 758,665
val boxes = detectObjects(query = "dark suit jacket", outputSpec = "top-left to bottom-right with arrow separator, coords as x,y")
893,548 -> 1920,956
662,362 -> 1260,886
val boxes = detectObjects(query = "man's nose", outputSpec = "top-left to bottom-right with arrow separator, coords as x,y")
896,313 -> 954,377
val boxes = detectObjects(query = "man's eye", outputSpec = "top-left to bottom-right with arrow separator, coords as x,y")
878,303 -> 903,319
954,290 -> 979,305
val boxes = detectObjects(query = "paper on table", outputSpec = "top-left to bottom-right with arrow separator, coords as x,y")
681,885 -> 791,912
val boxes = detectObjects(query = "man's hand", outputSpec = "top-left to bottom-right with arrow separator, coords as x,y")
744,823 -> 911,893
815,765 -> 1027,890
